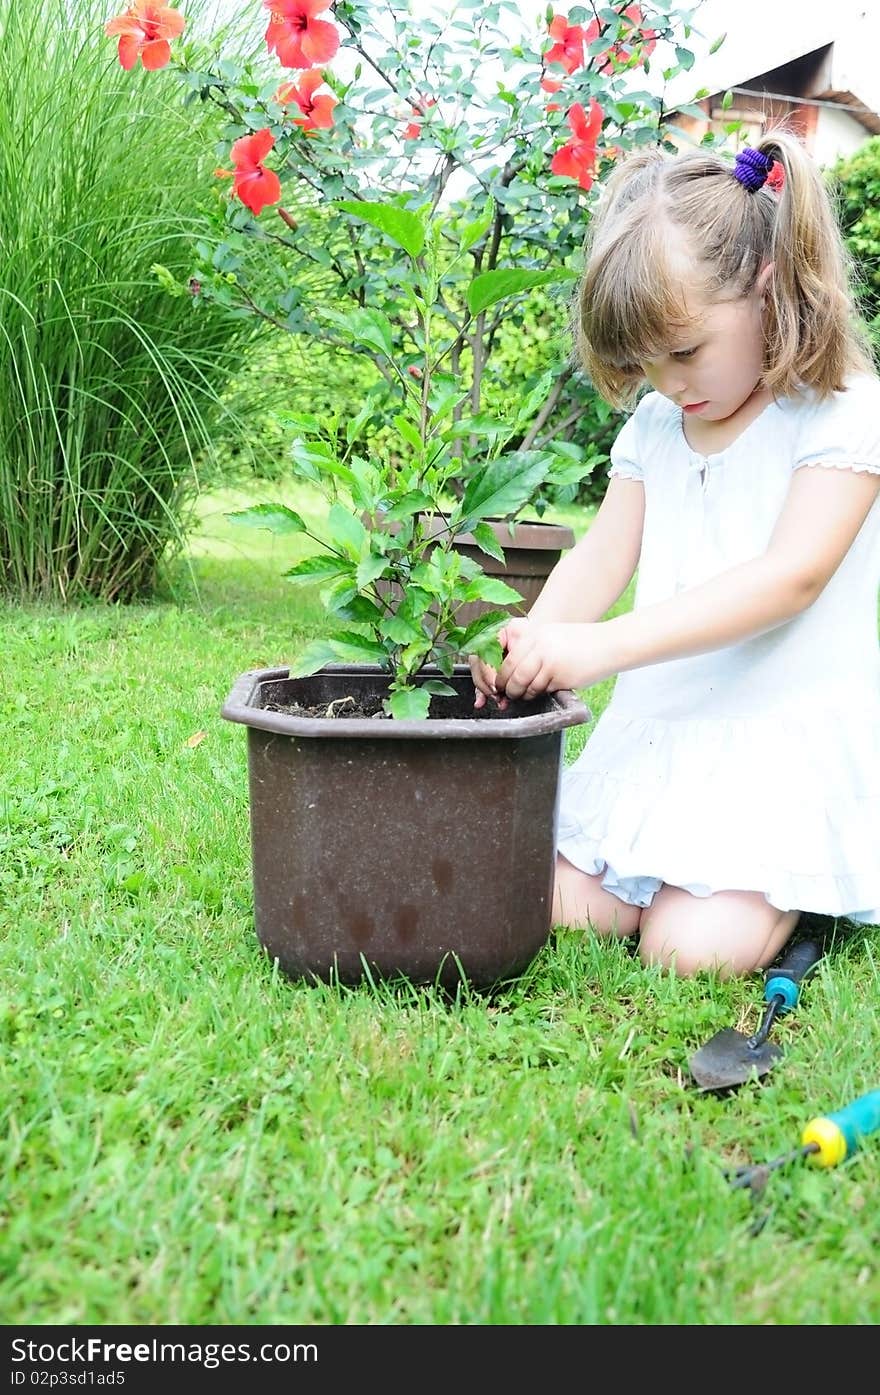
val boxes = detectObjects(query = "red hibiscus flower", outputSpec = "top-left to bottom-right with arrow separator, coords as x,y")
275,69 -> 337,131
598,4 -> 657,73
543,14 -> 586,74
227,129 -> 281,215
550,99 -> 604,191
403,96 -> 437,140
104,2 -> 185,71
766,160 -> 785,193
264,0 -> 340,70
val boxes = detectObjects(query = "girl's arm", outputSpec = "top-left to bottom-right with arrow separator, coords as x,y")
495,461 -> 880,699
528,476 -> 646,624
469,476 -> 645,707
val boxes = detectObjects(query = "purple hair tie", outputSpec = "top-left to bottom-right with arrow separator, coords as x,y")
733,146 -> 774,192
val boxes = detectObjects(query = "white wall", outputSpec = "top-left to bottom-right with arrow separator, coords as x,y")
651,0 -> 879,129
813,106 -> 870,167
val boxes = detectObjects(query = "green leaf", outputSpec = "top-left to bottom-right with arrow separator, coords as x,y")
467,267 -> 575,317
287,640 -> 340,678
459,451 -> 551,527
290,440 -> 336,482
397,586 -> 434,619
344,399 -> 377,446
327,632 -> 389,665
388,687 -> 431,720
459,198 -> 495,253
380,614 -> 426,645
282,555 -> 350,584
512,371 -> 555,430
675,47 -> 695,71
709,32 -> 726,55
275,410 -> 324,433
427,373 -> 467,425
461,576 -> 523,606
444,413 -> 508,442
421,679 -> 457,697
335,200 -> 426,258
675,103 -> 711,122
470,521 -> 507,562
356,552 -> 389,589
379,491 -> 434,523
549,454 -> 601,487
460,609 -> 510,657
721,89 -> 734,110
322,306 -> 395,358
225,504 -> 307,535
332,593 -> 385,625
327,502 -> 366,559
394,415 -> 423,453
398,638 -> 433,672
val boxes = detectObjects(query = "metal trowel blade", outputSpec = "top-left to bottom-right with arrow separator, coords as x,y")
688,1028 -> 783,1091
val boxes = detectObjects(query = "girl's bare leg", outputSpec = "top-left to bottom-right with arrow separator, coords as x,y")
552,854 -> 643,938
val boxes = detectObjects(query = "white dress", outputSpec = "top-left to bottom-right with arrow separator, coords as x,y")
557,371 -> 880,925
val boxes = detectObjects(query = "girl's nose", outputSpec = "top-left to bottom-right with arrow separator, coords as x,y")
655,367 -> 687,400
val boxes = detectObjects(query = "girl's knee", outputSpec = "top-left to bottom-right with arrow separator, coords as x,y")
638,924 -> 733,976
639,889 -> 801,977
552,855 -> 642,937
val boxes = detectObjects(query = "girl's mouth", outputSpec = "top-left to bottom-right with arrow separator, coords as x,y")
683,401 -> 708,414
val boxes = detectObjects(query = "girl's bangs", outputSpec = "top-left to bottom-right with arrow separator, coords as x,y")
585,231 -> 697,371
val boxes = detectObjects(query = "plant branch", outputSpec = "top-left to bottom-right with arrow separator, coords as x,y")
520,366 -> 572,450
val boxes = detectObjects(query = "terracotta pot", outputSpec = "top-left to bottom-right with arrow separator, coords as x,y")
221,664 -> 590,989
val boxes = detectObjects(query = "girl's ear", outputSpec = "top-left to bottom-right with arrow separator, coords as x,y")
757,260 -> 775,303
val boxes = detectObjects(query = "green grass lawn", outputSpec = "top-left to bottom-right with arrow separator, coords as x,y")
2,486 -> 879,1324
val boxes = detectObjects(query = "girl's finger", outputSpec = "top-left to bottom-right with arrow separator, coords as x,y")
468,654 -> 497,703
500,652 -> 541,701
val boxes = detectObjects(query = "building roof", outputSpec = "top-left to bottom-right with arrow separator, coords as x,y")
652,0 -> 880,128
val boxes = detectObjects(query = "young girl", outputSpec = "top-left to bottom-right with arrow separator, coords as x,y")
470,132 -> 880,977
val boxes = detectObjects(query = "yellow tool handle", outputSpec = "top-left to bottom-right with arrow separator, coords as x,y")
801,1090 -> 880,1168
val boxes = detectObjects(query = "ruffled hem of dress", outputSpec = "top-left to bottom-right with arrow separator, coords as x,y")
557,707 -> 880,928
556,834 -> 880,927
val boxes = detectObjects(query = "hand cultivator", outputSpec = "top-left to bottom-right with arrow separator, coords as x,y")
729,1090 -> 880,1196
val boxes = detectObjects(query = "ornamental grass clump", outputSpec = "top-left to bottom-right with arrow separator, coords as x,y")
104,0 -> 702,711
0,0 -> 266,602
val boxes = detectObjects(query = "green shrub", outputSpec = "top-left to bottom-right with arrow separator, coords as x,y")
829,136 -> 880,360
0,0 -> 265,601
212,335 -> 389,485
479,286 -> 624,508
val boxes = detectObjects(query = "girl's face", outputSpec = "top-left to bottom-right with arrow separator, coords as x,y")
639,272 -> 771,423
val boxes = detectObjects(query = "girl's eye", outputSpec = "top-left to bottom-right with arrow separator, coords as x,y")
672,347 -> 699,360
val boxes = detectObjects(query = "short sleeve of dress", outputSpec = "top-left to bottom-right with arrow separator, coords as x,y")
606,404 -> 644,482
792,372 -> 880,476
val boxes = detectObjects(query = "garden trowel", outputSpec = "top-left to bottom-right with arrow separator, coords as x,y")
689,939 -> 822,1091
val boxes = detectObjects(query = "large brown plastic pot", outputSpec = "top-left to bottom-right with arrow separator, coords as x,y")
221,664 -> 590,989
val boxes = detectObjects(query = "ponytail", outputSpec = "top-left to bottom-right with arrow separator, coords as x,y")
756,130 -> 874,398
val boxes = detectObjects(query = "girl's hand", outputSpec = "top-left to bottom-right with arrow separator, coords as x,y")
468,629 -> 509,710
495,618 -> 613,700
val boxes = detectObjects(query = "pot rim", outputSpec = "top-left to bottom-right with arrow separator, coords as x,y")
221,664 -> 590,740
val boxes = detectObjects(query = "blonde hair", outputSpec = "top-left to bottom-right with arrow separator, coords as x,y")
576,129 -> 875,408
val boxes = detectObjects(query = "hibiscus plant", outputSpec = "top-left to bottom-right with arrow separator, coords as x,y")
104,0 -> 704,716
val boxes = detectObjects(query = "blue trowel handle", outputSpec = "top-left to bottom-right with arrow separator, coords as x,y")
764,939 -> 822,1014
